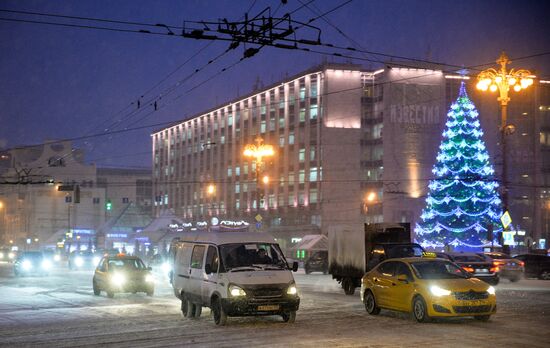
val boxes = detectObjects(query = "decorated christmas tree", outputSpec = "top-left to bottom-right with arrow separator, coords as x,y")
415,82 -> 502,251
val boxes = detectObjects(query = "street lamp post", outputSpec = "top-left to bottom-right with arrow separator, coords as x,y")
476,52 -> 534,234
243,137 -> 275,222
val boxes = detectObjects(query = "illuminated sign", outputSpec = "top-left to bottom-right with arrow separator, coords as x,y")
106,233 -> 128,239
220,220 -> 249,227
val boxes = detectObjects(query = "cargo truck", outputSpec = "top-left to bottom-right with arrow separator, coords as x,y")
328,222 -> 423,295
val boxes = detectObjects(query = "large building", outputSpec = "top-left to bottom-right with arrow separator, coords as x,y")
0,141 -> 153,251
152,63 -> 550,251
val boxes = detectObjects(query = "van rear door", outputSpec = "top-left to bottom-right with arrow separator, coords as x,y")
189,245 -> 206,303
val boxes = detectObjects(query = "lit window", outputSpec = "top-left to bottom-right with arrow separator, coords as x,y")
279,135 -> 285,147
261,120 -> 266,133
300,108 -> 306,122
310,105 -> 318,119
310,167 -> 318,182
299,148 -> 305,162
227,166 -> 232,177
235,183 -> 240,194
289,132 -> 295,145
299,169 -> 305,184
310,189 -> 318,203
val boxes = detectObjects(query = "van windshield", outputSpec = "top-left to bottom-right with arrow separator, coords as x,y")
219,243 -> 288,270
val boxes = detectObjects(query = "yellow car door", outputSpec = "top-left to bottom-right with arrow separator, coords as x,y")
372,261 -> 398,308
390,261 -> 416,312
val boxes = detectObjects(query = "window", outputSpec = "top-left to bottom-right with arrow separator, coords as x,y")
310,82 -> 317,98
299,148 -> 305,162
206,246 -> 219,273
299,87 -> 306,101
227,115 -> 233,126
122,197 -> 129,203
93,197 -> 100,204
309,188 -> 318,203
235,166 -> 240,176
191,245 -> 205,269
299,108 -> 306,122
288,192 -> 295,206
298,191 -> 305,205
279,117 -> 285,129
288,171 -> 295,186
310,105 -> 318,119
227,166 -> 232,177
289,132 -> 295,145
309,167 -> 318,182
395,262 -> 413,281
279,135 -> 285,147
377,261 -> 396,277
260,120 -> 266,133
299,169 -> 305,184
235,182 -> 240,194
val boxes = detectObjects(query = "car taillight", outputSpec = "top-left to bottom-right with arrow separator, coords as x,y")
490,266 -> 499,273
517,260 -> 525,267
462,267 -> 474,273
493,260 -> 505,266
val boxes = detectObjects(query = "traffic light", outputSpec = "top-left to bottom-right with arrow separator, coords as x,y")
106,200 -> 112,211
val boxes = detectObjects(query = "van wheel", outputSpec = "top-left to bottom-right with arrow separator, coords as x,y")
364,290 -> 380,315
342,278 -> 355,295
194,304 -> 202,318
281,310 -> 296,323
186,300 -> 196,318
180,297 -> 188,317
212,298 -> 227,326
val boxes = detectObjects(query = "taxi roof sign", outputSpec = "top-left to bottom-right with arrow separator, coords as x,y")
500,211 -> 512,229
422,251 -> 437,258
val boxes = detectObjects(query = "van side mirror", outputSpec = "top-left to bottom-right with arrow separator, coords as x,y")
292,261 -> 299,272
205,264 -> 212,275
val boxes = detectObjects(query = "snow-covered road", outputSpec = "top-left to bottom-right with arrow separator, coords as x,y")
1,262 -> 549,347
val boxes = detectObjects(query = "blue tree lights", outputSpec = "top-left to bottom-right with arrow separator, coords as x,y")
415,82 -> 502,251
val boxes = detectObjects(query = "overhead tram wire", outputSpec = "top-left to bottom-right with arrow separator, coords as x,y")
3,50 -> 548,153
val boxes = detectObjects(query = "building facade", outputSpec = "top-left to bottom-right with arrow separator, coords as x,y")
0,141 -> 153,251
152,63 -> 550,251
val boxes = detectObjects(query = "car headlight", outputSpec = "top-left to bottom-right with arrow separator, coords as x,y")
8,252 -> 15,259
287,284 -> 298,296
92,256 -> 101,266
75,257 -> 84,267
487,286 -> 496,295
229,285 -> 246,297
22,260 -> 32,270
0,252 -> 4,259
430,285 -> 451,297
161,262 -> 171,273
42,260 -> 52,270
53,254 -> 61,262
145,274 -> 155,283
111,273 -> 126,286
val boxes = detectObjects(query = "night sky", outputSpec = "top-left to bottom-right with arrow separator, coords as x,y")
1,0 -> 548,168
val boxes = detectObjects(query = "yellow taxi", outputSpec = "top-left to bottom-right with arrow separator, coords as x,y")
361,257 -> 496,322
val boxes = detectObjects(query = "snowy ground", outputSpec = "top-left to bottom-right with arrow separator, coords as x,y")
1,261 -> 549,347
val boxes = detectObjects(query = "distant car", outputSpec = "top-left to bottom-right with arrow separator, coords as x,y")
13,251 -> 52,276
68,251 -> 101,270
0,248 -> 16,263
304,251 -> 328,274
361,258 -> 497,322
442,252 -> 499,285
92,255 -> 154,298
479,252 -> 524,282
513,254 -> 550,280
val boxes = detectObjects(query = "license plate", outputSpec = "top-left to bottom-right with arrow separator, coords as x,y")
257,305 -> 280,311
477,269 -> 488,273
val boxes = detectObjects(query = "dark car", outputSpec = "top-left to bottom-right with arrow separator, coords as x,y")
444,252 -> 499,285
68,251 -> 101,270
479,252 -> 524,282
0,248 -> 16,263
367,243 -> 425,271
92,255 -> 154,298
13,251 -> 52,276
513,254 -> 550,280
305,251 -> 328,274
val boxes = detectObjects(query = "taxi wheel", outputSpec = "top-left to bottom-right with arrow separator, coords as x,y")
92,281 -> 100,296
212,298 -> 227,326
281,310 -> 296,323
413,296 -> 430,323
364,290 -> 380,315
474,315 -> 491,322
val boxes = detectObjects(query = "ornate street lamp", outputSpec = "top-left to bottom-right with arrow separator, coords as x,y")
243,137 -> 275,218
476,52 -> 534,226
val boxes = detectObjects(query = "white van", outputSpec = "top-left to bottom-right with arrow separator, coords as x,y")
169,231 -> 300,326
